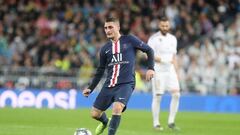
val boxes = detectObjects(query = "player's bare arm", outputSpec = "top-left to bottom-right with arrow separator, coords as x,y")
155,56 -> 161,63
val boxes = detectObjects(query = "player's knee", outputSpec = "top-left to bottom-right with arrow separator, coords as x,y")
90,110 -> 101,119
112,107 -> 123,115
153,94 -> 162,98
172,92 -> 180,99
112,102 -> 124,115
153,94 -> 162,102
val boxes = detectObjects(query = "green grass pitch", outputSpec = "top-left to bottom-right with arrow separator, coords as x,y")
0,108 -> 240,135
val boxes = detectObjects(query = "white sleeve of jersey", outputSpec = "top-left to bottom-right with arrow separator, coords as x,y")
147,37 -> 155,50
173,36 -> 177,54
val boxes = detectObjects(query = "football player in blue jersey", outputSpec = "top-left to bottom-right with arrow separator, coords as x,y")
82,17 -> 155,135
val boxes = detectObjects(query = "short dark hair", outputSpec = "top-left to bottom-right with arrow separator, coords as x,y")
158,16 -> 169,22
105,17 -> 119,23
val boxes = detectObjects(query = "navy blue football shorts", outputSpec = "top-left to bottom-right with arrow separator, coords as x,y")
93,83 -> 134,112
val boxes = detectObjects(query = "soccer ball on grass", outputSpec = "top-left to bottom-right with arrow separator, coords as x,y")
74,128 -> 92,135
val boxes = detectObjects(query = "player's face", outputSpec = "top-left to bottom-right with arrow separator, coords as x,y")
104,22 -> 120,40
159,21 -> 170,36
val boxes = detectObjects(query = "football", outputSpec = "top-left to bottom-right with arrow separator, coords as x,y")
74,128 -> 92,135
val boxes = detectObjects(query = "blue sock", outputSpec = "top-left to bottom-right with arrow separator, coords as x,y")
96,112 -> 108,125
108,115 -> 121,135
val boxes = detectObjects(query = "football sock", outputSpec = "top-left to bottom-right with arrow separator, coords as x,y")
96,112 -> 108,125
168,92 -> 180,124
108,115 -> 121,135
152,94 -> 162,126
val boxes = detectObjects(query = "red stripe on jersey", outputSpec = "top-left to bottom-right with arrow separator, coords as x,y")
109,40 -> 120,87
111,64 -> 119,85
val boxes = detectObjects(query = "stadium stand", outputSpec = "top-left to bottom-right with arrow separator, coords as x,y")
0,0 -> 239,95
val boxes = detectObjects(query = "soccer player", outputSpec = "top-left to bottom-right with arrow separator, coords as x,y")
82,17 -> 155,135
148,16 -> 180,131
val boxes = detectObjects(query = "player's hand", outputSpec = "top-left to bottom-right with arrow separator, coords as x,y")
146,69 -> 155,81
82,88 -> 91,97
155,56 -> 161,63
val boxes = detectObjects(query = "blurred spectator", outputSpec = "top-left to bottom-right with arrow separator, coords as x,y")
0,0 -> 238,95
15,76 -> 30,90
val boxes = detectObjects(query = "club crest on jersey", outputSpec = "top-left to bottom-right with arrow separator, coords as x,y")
111,53 -> 122,62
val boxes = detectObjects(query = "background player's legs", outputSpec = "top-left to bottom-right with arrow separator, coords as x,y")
108,102 -> 124,135
151,75 -> 165,130
152,94 -> 162,127
91,107 -> 109,125
167,70 -> 180,128
168,90 -> 180,125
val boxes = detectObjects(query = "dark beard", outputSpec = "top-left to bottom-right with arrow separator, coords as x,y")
160,30 -> 168,36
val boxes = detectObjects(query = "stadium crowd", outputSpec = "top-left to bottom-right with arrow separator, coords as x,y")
0,0 -> 239,95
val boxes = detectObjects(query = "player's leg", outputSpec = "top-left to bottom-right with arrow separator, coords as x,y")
151,74 -> 165,130
167,71 -> 180,130
168,90 -> 180,130
91,107 -> 109,125
108,83 -> 134,135
91,107 -> 110,135
108,101 -> 125,135
152,93 -> 163,130
93,87 -> 113,135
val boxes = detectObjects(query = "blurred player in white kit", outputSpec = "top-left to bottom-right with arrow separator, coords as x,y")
148,16 -> 180,131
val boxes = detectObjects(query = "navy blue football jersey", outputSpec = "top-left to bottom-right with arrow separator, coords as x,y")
88,35 -> 154,91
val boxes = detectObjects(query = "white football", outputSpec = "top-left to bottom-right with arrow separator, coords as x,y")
74,128 -> 92,135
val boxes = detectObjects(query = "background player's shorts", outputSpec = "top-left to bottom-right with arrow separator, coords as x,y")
152,67 -> 180,95
93,83 -> 134,112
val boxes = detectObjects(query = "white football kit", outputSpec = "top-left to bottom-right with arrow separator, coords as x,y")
148,32 -> 180,95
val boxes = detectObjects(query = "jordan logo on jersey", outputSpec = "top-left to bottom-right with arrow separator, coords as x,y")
108,53 -> 129,66
111,53 -> 122,62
